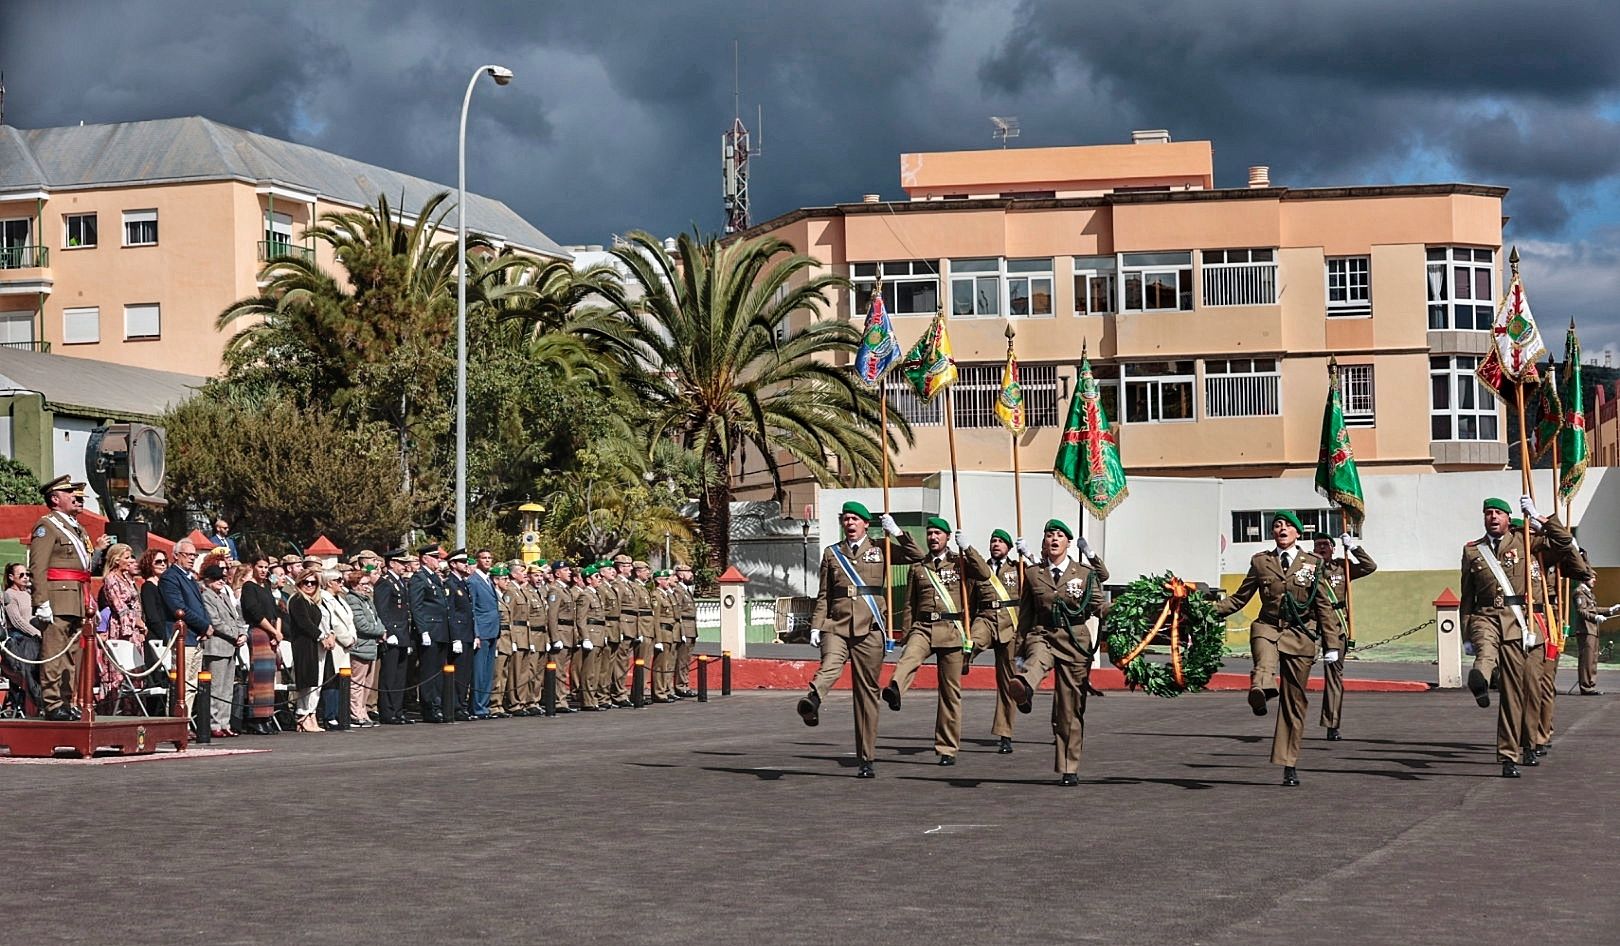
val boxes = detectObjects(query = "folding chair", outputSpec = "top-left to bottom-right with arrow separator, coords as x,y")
105,638 -> 168,717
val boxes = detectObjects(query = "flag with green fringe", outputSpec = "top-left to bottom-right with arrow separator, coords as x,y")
1530,364 -> 1564,461
900,310 -> 958,401
1560,322 -> 1589,501
1054,355 -> 1127,519
1315,358 -> 1365,530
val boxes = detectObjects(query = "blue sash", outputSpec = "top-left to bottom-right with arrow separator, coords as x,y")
830,542 -> 886,634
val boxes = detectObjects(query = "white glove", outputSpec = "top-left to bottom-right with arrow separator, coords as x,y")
952,530 -> 965,551
810,628 -> 822,647
1323,650 -> 1341,664
581,638 -> 594,651
1527,517 -> 1544,534
655,643 -> 665,653
420,631 -> 432,646
880,513 -> 902,538
33,602 -> 52,622
451,640 -> 464,654
529,644 -> 538,653
1608,604 -> 1620,617
1519,494 -> 1541,521
551,640 -> 565,652
1073,536 -> 1092,559
636,635 -> 645,643
1014,537 -> 1030,560
1339,532 -> 1360,551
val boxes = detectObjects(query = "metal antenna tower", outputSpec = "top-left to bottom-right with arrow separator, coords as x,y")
723,40 -> 763,234
991,116 -> 1020,148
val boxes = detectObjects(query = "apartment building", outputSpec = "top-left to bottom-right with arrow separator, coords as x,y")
733,131 -> 1510,519
0,116 -> 567,374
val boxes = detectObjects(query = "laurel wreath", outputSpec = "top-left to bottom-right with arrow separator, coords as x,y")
1103,571 -> 1226,698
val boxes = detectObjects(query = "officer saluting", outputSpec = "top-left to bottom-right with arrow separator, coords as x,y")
797,501 -> 923,779
28,475 -> 94,721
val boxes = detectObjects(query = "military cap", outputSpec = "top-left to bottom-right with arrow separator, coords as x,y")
552,560 -> 573,572
537,558 -> 551,567
655,569 -> 673,578
301,556 -> 322,568
447,548 -> 468,563
280,553 -> 302,566
1271,510 -> 1304,534
925,516 -> 951,534
632,560 -> 650,570
527,563 -> 545,573
1043,518 -> 1073,539
382,548 -> 406,562
1510,517 -> 1524,529
613,553 -> 633,565
40,474 -> 86,498
674,562 -> 692,572
990,528 -> 1013,546
840,500 -> 872,521
582,565 -> 598,577
417,544 -> 443,558
491,565 -> 509,577
1483,497 -> 1512,515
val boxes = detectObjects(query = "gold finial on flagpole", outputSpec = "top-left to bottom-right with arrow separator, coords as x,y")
1509,244 -> 1520,277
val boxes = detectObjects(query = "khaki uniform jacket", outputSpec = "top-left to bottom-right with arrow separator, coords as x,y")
573,585 -> 607,646
961,546 -> 1022,646
673,583 -> 698,639
28,511 -> 92,617
1574,584 -> 1609,636
1459,517 -> 1587,643
906,551 -> 971,648
599,580 -> 624,643
496,590 -> 513,654
653,588 -> 678,645
628,581 -> 656,642
1018,556 -> 1109,663
1314,546 -> 1378,640
520,584 -> 549,650
546,582 -> 577,647
1218,548 -> 1342,656
507,582 -> 533,652
808,531 -> 924,639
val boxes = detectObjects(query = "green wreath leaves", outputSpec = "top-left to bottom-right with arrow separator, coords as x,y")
1103,571 -> 1225,697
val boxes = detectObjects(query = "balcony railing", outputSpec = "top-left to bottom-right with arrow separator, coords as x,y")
258,240 -> 315,264
1204,373 -> 1281,418
0,245 -> 48,269
0,339 -> 51,353
1202,261 -> 1277,307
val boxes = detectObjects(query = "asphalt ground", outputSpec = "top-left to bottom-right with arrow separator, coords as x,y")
4,688 -> 1617,946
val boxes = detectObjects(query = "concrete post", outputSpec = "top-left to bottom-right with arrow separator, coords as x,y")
1434,588 -> 1462,689
718,566 -> 749,659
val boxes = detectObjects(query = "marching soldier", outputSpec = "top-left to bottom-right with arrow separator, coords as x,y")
544,561 -> 576,712
651,569 -> 679,702
797,501 -> 924,779
27,476 -> 94,721
1572,562 -> 1618,696
962,528 -> 1023,754
373,549 -> 413,725
1311,533 -> 1378,741
1213,511 -> 1340,786
629,561 -> 657,702
1521,517 -> 1587,758
1005,519 -> 1109,786
1460,496 -> 1588,776
672,563 -> 698,697
882,516 -> 971,765
408,544 -> 451,723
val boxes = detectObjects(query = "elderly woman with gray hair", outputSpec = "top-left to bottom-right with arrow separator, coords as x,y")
198,561 -> 248,737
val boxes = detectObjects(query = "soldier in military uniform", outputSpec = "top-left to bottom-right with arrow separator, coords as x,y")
597,558 -> 628,708
498,561 -> 530,716
545,561 -> 576,712
1004,519 -> 1109,785
628,561 -> 657,703
27,476 -> 95,720
1572,563 -> 1617,696
962,528 -> 1023,754
651,569 -> 679,702
672,564 -> 698,697
408,544 -> 451,723
798,501 -> 924,778
445,550 -> 477,720
575,565 -> 609,710
882,517 -> 972,765
1211,511 -> 1342,786
373,549 -> 414,725
1311,533 -> 1378,741
488,565 -> 514,718
1460,496 -> 1589,775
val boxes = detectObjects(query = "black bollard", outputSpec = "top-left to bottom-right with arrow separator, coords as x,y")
721,651 -> 732,696
696,656 -> 709,703
631,658 -> 646,708
195,669 -> 212,744
338,666 -> 352,731
543,661 -> 558,717
441,662 -> 457,722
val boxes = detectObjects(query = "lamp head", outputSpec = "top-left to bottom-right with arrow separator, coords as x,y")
487,65 -> 514,86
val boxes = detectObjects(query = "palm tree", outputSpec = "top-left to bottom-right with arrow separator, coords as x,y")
609,229 -> 909,572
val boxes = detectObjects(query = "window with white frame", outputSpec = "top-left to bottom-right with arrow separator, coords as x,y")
265,211 -> 292,248
1087,363 -> 1123,423
1430,355 -> 1499,441
1203,357 -> 1281,418
1006,258 -> 1053,318
1202,248 -> 1277,306
950,362 -> 1062,429
1073,255 -> 1117,315
1427,247 -> 1494,330
122,209 -> 158,247
1123,360 -> 1196,423
64,213 -> 97,249
0,312 -> 35,345
1340,364 -> 1375,427
950,258 -> 1000,317
884,382 -> 942,427
852,260 -> 939,317
1121,252 -> 1192,312
124,303 -> 160,340
63,307 -> 100,344
1326,256 -> 1371,316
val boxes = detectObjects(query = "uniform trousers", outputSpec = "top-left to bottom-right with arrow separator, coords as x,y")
610,639 -> 631,700
969,618 -> 1018,739
1528,645 -> 1557,748
809,631 -> 885,763
490,647 -> 510,712
1015,633 -> 1092,775
635,637 -> 655,699
417,642 -> 446,715
453,645 -> 474,714
891,633 -> 965,757
511,647 -> 538,710
377,643 -> 409,721
1319,654 -> 1344,729
652,643 -> 676,699
472,641 -> 497,716
675,637 -> 693,691
1271,653 -> 1315,766
41,615 -> 82,713
1576,632 -> 1600,691
572,646 -> 598,709
1495,639 -> 1536,764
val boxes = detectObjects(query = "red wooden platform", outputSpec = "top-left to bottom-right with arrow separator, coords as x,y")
0,715 -> 189,758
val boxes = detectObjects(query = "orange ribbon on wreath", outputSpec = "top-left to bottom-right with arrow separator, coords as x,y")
1112,577 -> 1191,688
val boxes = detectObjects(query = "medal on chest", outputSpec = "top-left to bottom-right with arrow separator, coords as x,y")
1292,562 -> 1316,587
1065,577 -> 1083,599
862,549 -> 882,564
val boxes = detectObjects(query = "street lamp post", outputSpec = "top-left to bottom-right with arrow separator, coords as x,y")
456,63 -> 513,549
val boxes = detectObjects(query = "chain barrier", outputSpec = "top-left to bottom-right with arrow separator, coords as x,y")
1349,618 -> 1437,654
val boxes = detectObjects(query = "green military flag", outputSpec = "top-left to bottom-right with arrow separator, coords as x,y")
1559,321 -> 1590,501
900,310 -> 958,401
1315,358 -> 1365,530
1054,354 -> 1127,519
1530,363 -> 1564,461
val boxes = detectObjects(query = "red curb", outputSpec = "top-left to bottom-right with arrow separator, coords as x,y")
717,656 -> 1430,693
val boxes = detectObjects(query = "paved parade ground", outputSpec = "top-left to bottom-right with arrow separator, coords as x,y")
6,688 -> 1617,945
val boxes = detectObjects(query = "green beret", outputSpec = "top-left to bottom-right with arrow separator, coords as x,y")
490,565 -> 509,577
925,516 -> 951,534
1272,510 -> 1304,533
1483,498 -> 1512,515
655,569 -> 673,578
840,500 -> 872,521
990,529 -> 1013,546
1043,518 -> 1073,539
1510,518 -> 1524,529
582,565 -> 598,577
537,559 -> 550,567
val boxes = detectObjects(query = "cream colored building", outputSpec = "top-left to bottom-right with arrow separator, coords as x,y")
0,116 -> 567,374
735,131 -> 1510,522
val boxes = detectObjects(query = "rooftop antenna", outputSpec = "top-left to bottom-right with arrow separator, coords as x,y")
990,115 -> 1020,148
723,39 -> 763,234
1,71 -> 6,126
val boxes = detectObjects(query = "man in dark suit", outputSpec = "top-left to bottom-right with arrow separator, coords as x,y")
446,549 -> 476,720
373,549 -> 413,724
409,544 -> 451,722
159,538 -> 215,723
468,548 -> 502,719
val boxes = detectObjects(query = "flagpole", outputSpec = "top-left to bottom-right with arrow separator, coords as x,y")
880,375 -> 894,647
1007,323 -> 1026,588
944,379 -> 973,648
